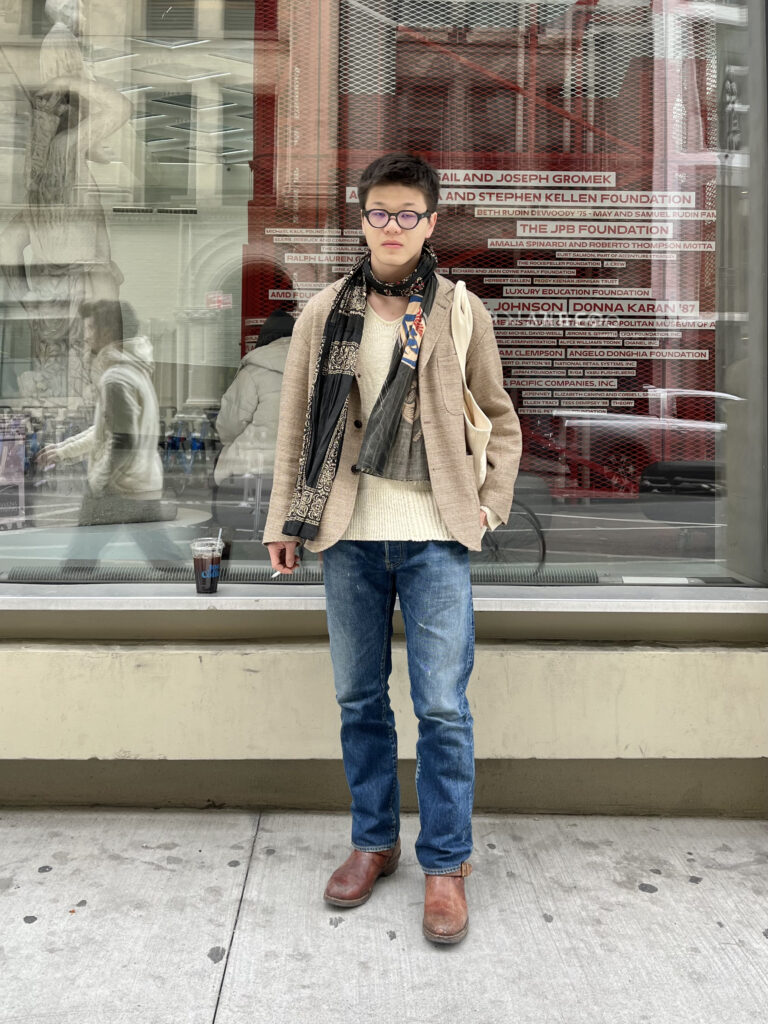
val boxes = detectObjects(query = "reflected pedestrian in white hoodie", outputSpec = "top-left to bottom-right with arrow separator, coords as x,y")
38,300 -> 179,566
211,308 -> 293,536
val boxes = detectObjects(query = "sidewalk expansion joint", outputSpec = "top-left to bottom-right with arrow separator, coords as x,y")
210,810 -> 262,1024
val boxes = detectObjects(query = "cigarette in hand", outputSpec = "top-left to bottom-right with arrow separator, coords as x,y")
271,570 -> 281,579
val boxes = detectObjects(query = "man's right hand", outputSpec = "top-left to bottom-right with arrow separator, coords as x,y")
266,541 -> 301,575
36,445 -> 58,469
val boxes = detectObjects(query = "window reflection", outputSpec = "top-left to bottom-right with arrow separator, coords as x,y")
36,299 -> 181,569
211,307 -> 293,543
0,0 -> 763,587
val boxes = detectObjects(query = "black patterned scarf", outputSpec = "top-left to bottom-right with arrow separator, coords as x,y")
283,244 -> 438,540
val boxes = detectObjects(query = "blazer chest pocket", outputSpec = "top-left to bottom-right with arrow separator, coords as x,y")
436,353 -> 464,416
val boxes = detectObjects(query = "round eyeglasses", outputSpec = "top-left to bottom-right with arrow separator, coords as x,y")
363,208 -> 433,230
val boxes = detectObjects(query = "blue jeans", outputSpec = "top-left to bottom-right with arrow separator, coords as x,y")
322,540 -> 475,874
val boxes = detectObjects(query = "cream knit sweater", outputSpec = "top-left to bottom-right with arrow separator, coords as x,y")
340,304 -> 454,542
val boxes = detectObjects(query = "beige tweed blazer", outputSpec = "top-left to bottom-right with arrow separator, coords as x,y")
263,273 -> 522,552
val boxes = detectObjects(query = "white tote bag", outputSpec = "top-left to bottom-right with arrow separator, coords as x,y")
451,280 -> 492,489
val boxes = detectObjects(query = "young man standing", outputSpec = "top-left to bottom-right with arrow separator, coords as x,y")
264,154 -> 521,944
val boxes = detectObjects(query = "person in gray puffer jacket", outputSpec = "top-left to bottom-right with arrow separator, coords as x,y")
214,308 -> 294,486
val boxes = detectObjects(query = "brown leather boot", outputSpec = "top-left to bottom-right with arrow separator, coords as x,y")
323,838 -> 401,907
422,863 -> 472,944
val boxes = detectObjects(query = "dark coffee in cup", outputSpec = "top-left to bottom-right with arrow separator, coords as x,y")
193,552 -> 221,593
191,538 -> 224,594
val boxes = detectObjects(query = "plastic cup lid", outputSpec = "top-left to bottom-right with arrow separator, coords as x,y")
191,537 -> 224,553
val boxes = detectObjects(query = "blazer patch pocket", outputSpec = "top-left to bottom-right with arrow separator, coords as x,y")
437,354 -> 464,415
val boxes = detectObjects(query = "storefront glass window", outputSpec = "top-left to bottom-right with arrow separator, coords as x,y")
0,0 -> 765,588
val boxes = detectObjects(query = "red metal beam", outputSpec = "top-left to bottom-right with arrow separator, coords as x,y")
398,2 -> 646,159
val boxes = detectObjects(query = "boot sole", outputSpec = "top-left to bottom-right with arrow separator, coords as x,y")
422,919 -> 469,944
324,890 -> 372,908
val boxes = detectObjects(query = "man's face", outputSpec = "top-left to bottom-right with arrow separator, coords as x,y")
361,183 -> 437,282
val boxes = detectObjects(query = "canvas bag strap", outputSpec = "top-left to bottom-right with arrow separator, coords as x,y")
450,279 -> 472,378
450,279 -> 492,490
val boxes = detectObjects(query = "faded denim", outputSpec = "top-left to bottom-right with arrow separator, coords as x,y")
322,540 -> 475,874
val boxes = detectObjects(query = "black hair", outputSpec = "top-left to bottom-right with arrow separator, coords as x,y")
358,153 -> 440,212
256,307 -> 295,348
79,300 -> 140,343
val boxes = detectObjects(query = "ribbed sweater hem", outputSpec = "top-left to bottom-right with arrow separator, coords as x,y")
340,477 -> 453,542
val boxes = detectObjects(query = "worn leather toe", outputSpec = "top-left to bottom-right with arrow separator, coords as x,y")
323,838 -> 401,907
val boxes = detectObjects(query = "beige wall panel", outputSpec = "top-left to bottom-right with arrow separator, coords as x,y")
1,643 -> 766,761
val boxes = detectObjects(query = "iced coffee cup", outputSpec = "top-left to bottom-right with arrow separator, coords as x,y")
191,537 -> 224,594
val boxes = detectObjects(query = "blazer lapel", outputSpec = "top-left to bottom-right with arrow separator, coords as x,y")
418,275 -> 454,372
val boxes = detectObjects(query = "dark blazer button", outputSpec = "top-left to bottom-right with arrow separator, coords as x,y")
351,464 -> 360,474
354,419 -> 362,429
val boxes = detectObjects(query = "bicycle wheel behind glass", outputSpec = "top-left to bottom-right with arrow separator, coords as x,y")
472,502 -> 546,571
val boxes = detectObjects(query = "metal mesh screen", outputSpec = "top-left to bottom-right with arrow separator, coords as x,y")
345,0 -> 718,498
244,0 -> 738,504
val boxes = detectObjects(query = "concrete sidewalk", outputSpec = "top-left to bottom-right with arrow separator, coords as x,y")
1,808 -> 767,1023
